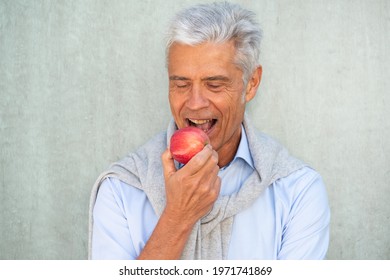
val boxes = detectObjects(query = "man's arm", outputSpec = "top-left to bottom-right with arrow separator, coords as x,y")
91,177 -> 151,259
137,145 -> 221,259
278,170 -> 330,259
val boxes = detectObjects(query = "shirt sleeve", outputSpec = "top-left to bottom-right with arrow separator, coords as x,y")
91,177 -> 137,260
277,168 -> 331,259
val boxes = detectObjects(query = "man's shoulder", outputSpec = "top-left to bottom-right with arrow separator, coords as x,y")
279,166 -> 323,188
273,166 -> 329,229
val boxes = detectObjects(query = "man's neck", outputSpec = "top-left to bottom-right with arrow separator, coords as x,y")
217,127 -> 242,168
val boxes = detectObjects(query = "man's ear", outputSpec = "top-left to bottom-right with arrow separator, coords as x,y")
245,65 -> 262,102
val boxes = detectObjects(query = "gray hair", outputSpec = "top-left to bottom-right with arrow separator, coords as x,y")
165,2 -> 262,84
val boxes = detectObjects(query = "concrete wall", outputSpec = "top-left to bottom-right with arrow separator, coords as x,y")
1,0 -> 389,259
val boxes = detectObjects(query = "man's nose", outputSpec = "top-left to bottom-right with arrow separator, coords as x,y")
186,84 -> 209,110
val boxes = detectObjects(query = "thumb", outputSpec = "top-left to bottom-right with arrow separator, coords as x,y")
161,148 -> 177,181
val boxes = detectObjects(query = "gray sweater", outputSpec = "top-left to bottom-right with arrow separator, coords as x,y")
89,115 -> 305,259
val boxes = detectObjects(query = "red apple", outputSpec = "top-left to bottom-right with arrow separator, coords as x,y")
170,126 -> 210,164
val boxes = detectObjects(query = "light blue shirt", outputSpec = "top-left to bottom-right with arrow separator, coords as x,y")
92,127 -> 330,259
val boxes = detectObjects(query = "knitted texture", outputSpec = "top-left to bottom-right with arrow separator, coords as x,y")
88,115 -> 305,259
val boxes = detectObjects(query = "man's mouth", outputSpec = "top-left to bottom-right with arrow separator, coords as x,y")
187,118 -> 217,133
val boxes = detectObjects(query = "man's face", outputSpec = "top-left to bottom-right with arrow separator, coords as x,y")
167,41 -> 261,166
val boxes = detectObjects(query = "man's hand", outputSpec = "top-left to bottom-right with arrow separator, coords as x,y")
137,144 -> 220,259
162,144 -> 221,226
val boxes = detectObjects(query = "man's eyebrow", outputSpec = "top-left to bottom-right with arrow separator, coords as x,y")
169,75 -> 230,82
169,76 -> 190,81
201,75 -> 230,82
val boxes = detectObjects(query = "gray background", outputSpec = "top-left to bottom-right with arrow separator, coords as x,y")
1,0 -> 389,259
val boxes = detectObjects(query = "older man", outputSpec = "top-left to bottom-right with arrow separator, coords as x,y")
89,2 -> 330,260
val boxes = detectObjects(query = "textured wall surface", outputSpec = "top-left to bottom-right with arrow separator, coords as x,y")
0,0 -> 389,259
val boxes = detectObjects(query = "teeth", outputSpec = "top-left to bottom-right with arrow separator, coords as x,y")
188,119 -> 215,133
189,119 -> 211,125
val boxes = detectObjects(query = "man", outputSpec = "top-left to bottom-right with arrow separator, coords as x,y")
89,2 -> 330,260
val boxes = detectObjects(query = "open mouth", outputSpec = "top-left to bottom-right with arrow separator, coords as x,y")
187,118 -> 217,133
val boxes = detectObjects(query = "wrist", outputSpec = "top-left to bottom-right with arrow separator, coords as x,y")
161,208 -> 195,237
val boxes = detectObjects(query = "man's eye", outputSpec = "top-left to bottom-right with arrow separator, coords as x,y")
207,83 -> 223,90
176,83 -> 189,88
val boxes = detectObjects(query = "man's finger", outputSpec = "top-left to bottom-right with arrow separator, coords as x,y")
161,148 -> 177,181
183,144 -> 214,173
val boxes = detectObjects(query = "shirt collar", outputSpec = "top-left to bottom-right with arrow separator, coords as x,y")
219,124 -> 254,171
232,124 -> 254,169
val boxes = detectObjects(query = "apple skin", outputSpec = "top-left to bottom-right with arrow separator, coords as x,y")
170,126 -> 210,164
